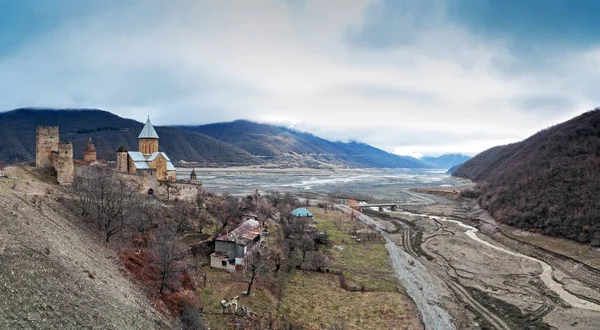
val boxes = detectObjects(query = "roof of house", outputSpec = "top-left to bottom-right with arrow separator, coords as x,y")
216,219 -> 261,246
290,207 -> 313,217
138,117 -> 159,139
128,151 -> 147,161
84,137 -> 96,153
128,151 -> 176,171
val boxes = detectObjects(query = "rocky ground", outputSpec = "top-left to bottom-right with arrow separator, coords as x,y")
0,167 -> 169,330
363,192 -> 600,330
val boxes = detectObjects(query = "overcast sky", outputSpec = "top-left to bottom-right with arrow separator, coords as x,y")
1,0 -> 599,157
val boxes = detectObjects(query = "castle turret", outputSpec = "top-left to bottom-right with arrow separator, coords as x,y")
57,142 -> 74,186
36,126 -> 59,168
138,117 -> 159,155
116,145 -> 128,172
190,168 -> 197,182
83,137 -> 97,162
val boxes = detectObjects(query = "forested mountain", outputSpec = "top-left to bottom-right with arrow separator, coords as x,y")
178,120 -> 430,168
453,109 -> 600,245
0,108 -> 258,166
421,154 -> 471,169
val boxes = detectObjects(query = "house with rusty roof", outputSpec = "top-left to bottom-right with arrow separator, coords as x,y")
210,219 -> 263,272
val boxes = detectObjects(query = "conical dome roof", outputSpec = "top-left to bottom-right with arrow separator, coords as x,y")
138,117 -> 159,139
84,137 -> 96,153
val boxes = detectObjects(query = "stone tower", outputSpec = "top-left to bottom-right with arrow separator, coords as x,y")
36,126 -> 59,167
138,117 -> 159,155
190,168 -> 197,182
83,137 -> 97,162
116,145 -> 128,172
56,142 -> 74,186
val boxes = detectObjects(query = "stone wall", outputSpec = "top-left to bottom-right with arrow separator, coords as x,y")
56,142 -> 74,186
35,126 -> 59,168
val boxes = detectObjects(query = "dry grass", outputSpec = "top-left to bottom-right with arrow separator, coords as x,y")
502,224 -> 600,268
280,271 -> 421,330
196,207 -> 422,329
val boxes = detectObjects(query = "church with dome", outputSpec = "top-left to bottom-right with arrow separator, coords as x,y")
116,117 -> 176,181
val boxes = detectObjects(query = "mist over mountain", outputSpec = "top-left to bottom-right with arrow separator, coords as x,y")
177,120 -> 430,168
421,154 -> 471,169
453,109 -> 600,245
0,109 -> 429,169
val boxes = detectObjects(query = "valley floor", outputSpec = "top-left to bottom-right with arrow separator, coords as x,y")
363,191 -> 600,329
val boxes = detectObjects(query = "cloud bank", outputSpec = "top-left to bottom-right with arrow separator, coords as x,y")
1,0 -> 598,156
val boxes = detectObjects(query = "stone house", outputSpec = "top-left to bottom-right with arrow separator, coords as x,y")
210,220 -> 262,272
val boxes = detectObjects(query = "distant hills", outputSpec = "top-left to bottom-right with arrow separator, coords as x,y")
0,109 -> 257,166
453,109 -> 600,245
178,120 -> 430,169
0,109 -> 430,169
421,154 -> 471,169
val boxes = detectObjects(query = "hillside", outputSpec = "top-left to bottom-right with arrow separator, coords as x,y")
0,167 -> 167,329
421,154 -> 471,169
0,108 -> 258,166
453,109 -> 600,245
178,120 -> 430,168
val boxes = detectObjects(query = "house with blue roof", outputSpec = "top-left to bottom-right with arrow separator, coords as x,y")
290,207 -> 313,218
116,117 -> 177,181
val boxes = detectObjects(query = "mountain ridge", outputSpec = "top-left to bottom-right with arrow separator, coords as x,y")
177,119 -> 430,168
453,109 -> 600,245
0,109 -> 430,169
421,153 -> 471,169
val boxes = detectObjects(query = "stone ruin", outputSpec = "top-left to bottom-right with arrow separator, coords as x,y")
35,126 -> 74,186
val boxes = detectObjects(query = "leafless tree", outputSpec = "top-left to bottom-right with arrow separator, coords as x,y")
72,166 -> 144,242
169,200 -> 200,236
151,225 -> 188,294
296,234 -> 315,266
164,181 -> 180,201
245,247 -> 264,296
310,251 -> 330,272
256,197 -> 273,227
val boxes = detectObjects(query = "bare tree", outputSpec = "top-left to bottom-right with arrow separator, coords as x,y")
245,247 -> 264,296
256,197 -> 273,227
72,166 -> 143,242
310,251 -> 329,272
169,200 -> 200,236
296,234 -> 315,267
164,182 -> 180,201
151,225 -> 188,294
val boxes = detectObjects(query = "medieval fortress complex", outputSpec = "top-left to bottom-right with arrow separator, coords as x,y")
35,117 -> 180,187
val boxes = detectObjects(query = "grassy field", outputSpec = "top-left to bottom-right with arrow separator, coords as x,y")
502,224 -> 600,269
197,207 -> 422,329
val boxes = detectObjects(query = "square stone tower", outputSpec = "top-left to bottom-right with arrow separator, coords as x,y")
36,126 -> 59,167
57,142 -> 74,186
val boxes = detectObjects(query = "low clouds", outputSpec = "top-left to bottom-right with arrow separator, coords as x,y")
0,0 -> 598,157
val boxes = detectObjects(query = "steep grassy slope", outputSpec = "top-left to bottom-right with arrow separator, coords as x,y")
0,167 -> 167,329
453,109 -> 600,244
0,108 -> 258,166
179,120 -> 430,168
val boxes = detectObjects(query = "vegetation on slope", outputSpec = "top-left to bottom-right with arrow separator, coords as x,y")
453,109 -> 600,245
